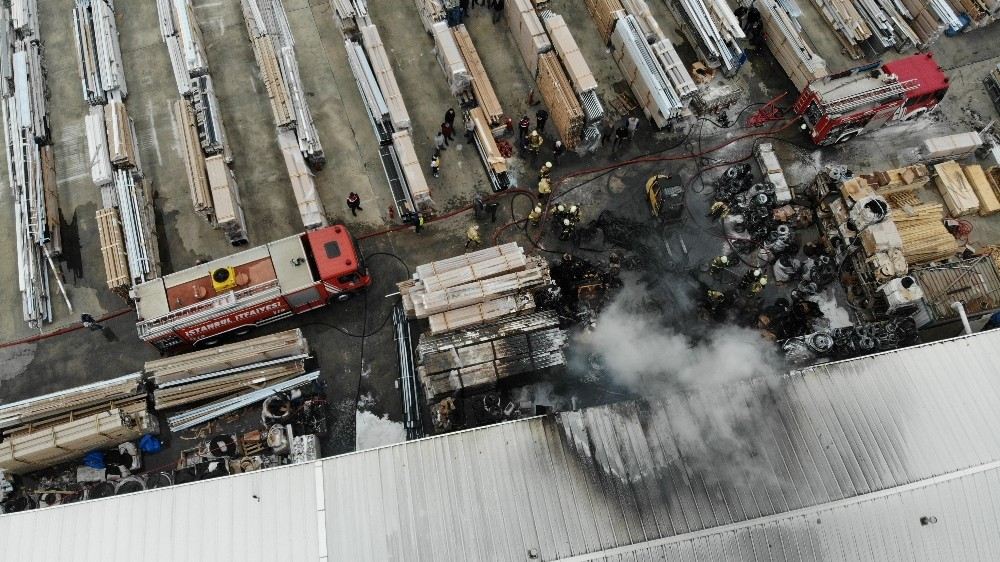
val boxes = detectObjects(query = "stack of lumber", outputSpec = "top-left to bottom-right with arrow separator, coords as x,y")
400,245 -> 549,334
963,164 -> 1000,215
536,52 -> 584,149
205,154 -> 247,240
360,24 -> 410,130
278,129 -> 327,230
0,373 -> 145,432
506,0 -> 552,78
40,146 -> 61,255
544,15 -> 598,95
241,9 -> 294,121
987,167 -> 1000,200
0,401 -> 157,474
85,105 -> 113,186
922,132 -> 984,160
105,98 -> 139,169
428,293 -> 537,335
96,207 -> 130,289
392,130 -> 432,209
174,100 -> 212,219
419,325 -> 567,401
889,201 -> 961,264
585,0 -> 625,42
757,0 -> 829,91
946,0 -> 995,27
452,25 -> 503,125
153,360 -> 306,410
898,0 -> 946,46
432,21 -> 471,96
934,160 -> 980,217
810,0 -> 871,59
408,259 -> 547,318
469,106 -> 508,176
145,329 -> 309,383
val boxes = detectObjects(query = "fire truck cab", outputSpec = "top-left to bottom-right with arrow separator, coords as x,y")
132,224 -> 370,352
794,53 -> 949,146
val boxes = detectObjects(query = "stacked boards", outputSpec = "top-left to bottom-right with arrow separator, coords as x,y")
934,160 -> 980,217
537,52 -> 585,149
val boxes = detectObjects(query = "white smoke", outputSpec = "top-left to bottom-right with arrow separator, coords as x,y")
571,277 -> 786,485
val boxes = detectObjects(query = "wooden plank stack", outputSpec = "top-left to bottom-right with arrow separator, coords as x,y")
544,15 -> 598,95
401,245 -> 549,334
452,25 -> 503,125
175,99 -> 212,218
360,24 -> 410,130
536,52 -> 584,149
0,401 -> 156,474
277,129 -> 327,230
145,329 -> 309,383
810,0 -> 871,59
96,207 -> 130,289
889,199 -> 961,264
0,373 -> 145,432
899,0 -> 946,46
585,0 -> 625,42
757,0 -> 829,91
244,16 -> 294,127
934,160 -> 980,217
153,360 -> 305,410
40,145 -> 61,256
469,107 -> 508,177
205,154 -> 244,234
987,167 -> 1000,200
506,0 -> 552,78
963,164 -> 1000,215
105,98 -> 139,169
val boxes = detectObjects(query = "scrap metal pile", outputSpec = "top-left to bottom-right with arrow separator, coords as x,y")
241,0 -> 329,229
338,4 -> 434,222
1,0 -> 66,326
156,0 -> 248,245
782,317 -> 918,364
73,0 -> 161,293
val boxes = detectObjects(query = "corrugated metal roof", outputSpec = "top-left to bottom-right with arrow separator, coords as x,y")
4,331 -> 1000,561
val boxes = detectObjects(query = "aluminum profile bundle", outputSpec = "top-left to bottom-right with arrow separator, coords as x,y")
358,24 -> 410,131
808,0 -> 872,58
72,0 -> 128,105
663,0 -> 746,76
156,0 -> 207,85
241,0 -> 325,169
622,0 -> 697,99
610,15 -> 684,128
1,8 -> 62,326
111,170 -> 159,285
191,75 -> 229,158
167,371 -> 320,431
345,39 -> 393,143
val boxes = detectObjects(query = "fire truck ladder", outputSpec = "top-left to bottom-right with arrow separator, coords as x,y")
821,78 -> 919,115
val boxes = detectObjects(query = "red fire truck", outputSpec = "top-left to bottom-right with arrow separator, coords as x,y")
131,224 -> 371,351
794,53 -> 949,146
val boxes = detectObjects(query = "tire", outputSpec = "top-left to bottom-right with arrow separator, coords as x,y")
233,325 -> 255,337
836,131 -> 860,144
328,292 -> 352,305
196,337 -> 221,349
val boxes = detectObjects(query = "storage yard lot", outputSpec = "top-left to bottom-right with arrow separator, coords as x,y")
2,0 -> 1000,518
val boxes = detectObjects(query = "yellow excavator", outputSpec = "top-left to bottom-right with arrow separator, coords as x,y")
645,174 -> 685,223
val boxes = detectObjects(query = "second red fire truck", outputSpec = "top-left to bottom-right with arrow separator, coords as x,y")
794,53 -> 950,146
131,224 -> 371,352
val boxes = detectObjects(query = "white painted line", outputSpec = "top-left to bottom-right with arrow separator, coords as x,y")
146,100 -> 163,165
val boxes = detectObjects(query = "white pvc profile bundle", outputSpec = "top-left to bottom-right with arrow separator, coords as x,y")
277,129 -> 327,230
432,21 -> 471,95
622,0 -> 697,99
156,0 -> 208,93
665,0 -> 745,75
113,170 -> 157,285
10,0 -> 38,37
611,15 -> 683,127
167,371 -> 320,431
72,0 -> 128,105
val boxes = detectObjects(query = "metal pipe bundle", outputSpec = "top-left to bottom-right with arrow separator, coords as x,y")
393,305 -> 423,440
242,0 -> 325,169
1,1 -> 63,327
167,371 -> 320,431
72,0 -> 127,105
